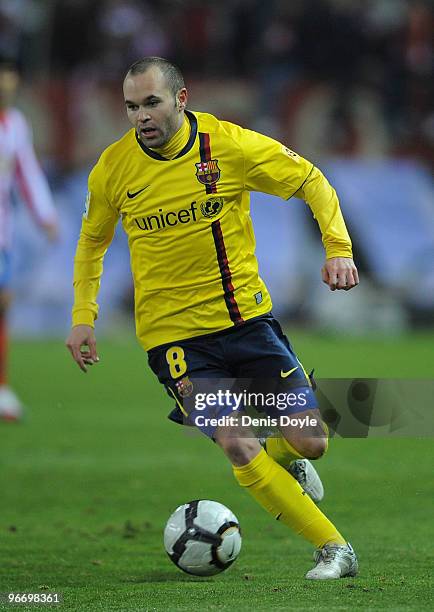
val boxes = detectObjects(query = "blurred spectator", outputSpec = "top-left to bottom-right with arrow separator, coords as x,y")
95,0 -> 171,77
0,57 -> 58,420
0,0 -> 51,75
7,0 -> 428,169
50,0 -> 99,74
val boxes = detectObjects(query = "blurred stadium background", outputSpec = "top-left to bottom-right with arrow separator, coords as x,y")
2,2 -> 434,608
2,0 -> 433,337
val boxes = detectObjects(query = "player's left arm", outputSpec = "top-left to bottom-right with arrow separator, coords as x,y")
320,256 -> 359,292
13,111 -> 59,240
237,127 -> 358,291
293,165 -> 359,291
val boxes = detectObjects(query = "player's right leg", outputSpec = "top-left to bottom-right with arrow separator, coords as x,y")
0,252 -> 23,422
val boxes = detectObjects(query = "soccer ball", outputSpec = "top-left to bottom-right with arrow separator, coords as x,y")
164,500 -> 242,576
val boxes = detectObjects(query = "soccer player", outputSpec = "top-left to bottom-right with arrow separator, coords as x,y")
0,57 -> 58,421
66,57 -> 359,579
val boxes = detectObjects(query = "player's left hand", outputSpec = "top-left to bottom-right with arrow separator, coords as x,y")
321,257 -> 359,291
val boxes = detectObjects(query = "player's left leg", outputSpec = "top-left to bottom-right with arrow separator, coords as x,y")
265,407 -> 328,502
227,316 -> 326,499
214,426 -> 342,547
214,428 -> 357,579
264,440 -> 325,503
223,316 -> 358,578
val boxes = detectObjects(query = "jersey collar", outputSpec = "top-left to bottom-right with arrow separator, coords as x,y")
135,110 -> 198,161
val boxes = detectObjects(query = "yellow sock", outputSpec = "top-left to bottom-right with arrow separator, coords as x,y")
265,423 -> 330,469
233,448 -> 345,548
265,436 -> 304,468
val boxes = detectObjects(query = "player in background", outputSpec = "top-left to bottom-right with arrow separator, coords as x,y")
66,57 -> 359,580
0,57 -> 58,421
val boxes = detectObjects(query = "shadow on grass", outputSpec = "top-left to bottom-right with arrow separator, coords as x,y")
122,571 -> 214,584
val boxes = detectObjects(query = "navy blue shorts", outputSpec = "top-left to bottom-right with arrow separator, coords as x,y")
147,314 -> 317,437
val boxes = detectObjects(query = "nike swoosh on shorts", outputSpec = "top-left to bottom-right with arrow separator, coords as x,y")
280,366 -> 299,378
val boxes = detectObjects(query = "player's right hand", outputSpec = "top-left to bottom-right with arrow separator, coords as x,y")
65,325 -> 99,373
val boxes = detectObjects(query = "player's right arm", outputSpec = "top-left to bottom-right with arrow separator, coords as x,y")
66,159 -> 119,372
66,324 -> 98,373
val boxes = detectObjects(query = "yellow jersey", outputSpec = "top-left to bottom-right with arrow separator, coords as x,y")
72,110 -> 352,350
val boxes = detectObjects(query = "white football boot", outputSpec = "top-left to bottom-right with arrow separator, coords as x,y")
0,385 -> 23,421
305,542 -> 358,579
289,459 -> 324,503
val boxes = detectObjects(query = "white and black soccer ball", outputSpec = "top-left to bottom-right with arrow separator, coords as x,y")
164,500 -> 242,576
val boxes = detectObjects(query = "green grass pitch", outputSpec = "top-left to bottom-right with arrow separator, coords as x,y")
1,330 -> 433,611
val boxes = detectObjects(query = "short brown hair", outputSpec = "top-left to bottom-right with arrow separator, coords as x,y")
126,57 -> 184,97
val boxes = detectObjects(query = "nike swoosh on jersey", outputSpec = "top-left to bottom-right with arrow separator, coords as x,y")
280,366 -> 299,378
126,185 -> 150,199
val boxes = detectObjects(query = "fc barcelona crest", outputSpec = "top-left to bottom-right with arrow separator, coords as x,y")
176,376 -> 194,398
195,159 -> 221,186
